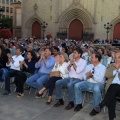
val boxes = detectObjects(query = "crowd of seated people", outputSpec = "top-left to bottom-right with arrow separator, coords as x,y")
0,38 -> 120,120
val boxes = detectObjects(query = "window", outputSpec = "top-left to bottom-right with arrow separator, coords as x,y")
6,15 -> 9,18
2,15 -> 5,18
50,6 -> 52,11
6,7 -> 9,12
10,8 -> 13,13
6,0 -> 9,4
2,0 -> 5,4
2,6 -> 5,11
10,0 -> 13,4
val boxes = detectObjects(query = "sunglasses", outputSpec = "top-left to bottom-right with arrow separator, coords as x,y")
92,68 -> 94,74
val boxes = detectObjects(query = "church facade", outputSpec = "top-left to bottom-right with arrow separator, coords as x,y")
21,0 -> 120,40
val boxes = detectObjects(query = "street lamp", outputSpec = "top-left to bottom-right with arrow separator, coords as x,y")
104,22 -> 112,40
0,8 -> 4,29
41,21 -> 48,39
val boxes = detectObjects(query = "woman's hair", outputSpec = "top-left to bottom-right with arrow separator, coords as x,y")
28,51 -> 36,60
60,53 -> 69,62
0,45 -> 6,56
62,46 -> 68,54
88,48 -> 94,54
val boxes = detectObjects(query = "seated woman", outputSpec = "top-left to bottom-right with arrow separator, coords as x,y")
0,45 -> 8,69
36,53 -> 69,104
94,52 -> 120,120
0,46 -> 10,81
85,48 -> 94,65
15,51 -> 36,98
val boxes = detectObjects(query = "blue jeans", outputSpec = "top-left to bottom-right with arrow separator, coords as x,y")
0,68 -> 8,81
26,73 -> 49,91
74,81 -> 104,108
55,78 -> 81,102
4,69 -> 18,92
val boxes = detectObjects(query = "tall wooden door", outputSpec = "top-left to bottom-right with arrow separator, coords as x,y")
32,21 -> 41,38
69,19 -> 83,40
113,23 -> 120,39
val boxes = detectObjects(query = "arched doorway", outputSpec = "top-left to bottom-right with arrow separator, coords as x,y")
113,23 -> 120,39
69,19 -> 83,40
32,21 -> 41,38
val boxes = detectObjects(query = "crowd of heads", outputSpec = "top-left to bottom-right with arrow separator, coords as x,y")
0,37 -> 120,66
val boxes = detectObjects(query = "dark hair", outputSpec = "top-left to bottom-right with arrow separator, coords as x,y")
74,47 -> 83,57
10,42 -> 14,46
53,46 -> 59,52
62,46 -> 68,54
46,48 -> 53,53
0,45 -> 6,56
28,51 -> 36,60
94,52 -> 102,61
98,48 -> 104,54
16,46 -> 23,53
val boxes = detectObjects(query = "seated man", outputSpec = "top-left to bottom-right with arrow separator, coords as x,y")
74,52 -> 106,116
54,48 -> 86,110
26,48 -> 55,92
94,52 -> 120,120
2,47 -> 24,95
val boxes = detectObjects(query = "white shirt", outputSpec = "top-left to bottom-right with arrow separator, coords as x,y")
52,62 -> 68,78
82,52 -> 88,60
112,69 -> 120,85
6,55 -> 24,71
65,58 -> 87,80
83,63 -> 106,84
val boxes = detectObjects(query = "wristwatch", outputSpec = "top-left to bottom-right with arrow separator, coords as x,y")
69,64 -> 72,67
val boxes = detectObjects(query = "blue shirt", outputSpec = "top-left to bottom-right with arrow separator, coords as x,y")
35,56 -> 55,74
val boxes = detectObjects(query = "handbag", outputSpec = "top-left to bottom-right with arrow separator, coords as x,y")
50,71 -> 61,77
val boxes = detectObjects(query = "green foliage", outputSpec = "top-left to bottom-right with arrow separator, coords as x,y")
0,17 -> 13,30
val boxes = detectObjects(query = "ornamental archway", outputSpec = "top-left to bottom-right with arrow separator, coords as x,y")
58,8 -> 93,40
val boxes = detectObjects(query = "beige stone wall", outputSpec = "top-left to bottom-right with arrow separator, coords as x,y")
21,0 -> 120,40
12,2 -> 21,37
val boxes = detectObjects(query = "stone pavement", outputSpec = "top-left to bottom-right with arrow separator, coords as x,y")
0,86 -> 120,120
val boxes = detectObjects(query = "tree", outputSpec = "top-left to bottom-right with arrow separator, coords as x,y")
0,17 -> 13,30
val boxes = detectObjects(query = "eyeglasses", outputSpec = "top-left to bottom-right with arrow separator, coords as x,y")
92,68 -> 94,74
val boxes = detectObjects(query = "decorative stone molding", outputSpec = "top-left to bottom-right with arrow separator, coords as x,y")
25,13 -> 43,29
34,3 -> 38,11
58,2 -> 94,33
59,8 -> 93,32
